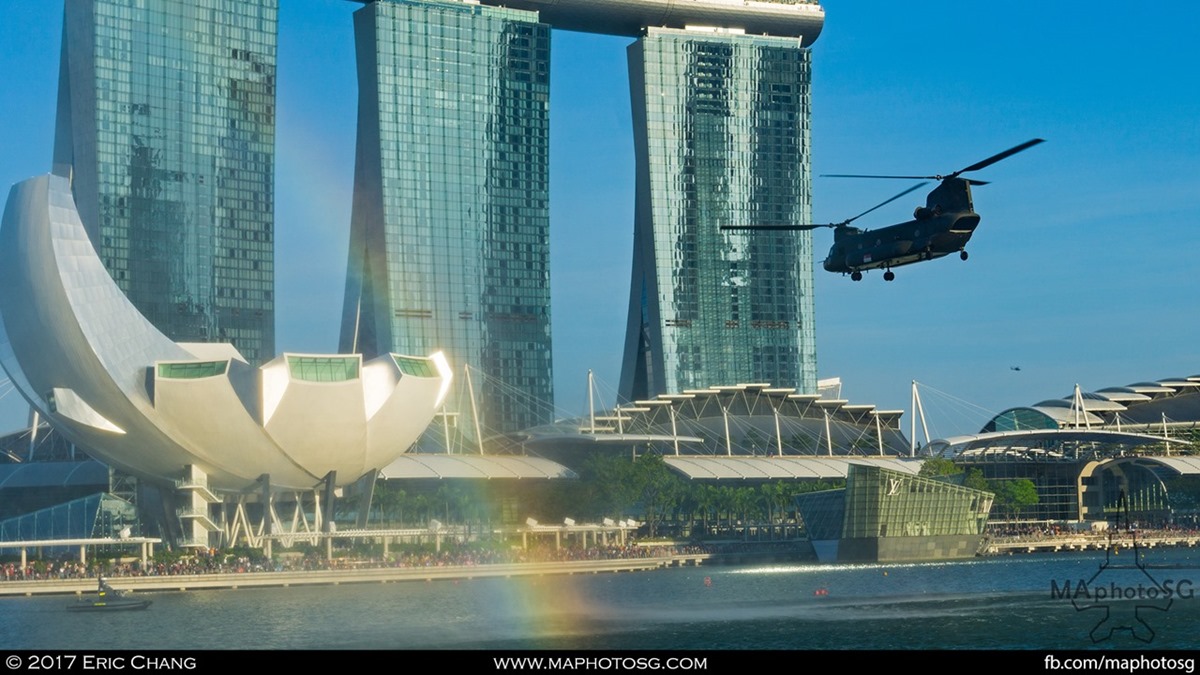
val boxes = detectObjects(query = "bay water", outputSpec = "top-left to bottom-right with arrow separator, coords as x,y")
4,548 -> 1200,650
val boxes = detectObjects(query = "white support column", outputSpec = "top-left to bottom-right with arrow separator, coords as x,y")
823,409 -> 833,456
773,405 -> 783,457
722,405 -> 732,456
911,381 -> 931,457
670,405 -> 680,456
177,465 -> 219,548
1073,384 -> 1091,430
588,369 -> 596,434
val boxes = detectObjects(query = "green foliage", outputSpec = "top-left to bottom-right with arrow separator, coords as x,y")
963,468 -> 990,492
1166,476 -> 1200,509
989,478 -> 1039,517
918,457 -> 960,477
631,453 -> 682,537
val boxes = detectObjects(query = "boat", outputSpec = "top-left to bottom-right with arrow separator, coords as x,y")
68,581 -> 151,611
68,595 -> 152,612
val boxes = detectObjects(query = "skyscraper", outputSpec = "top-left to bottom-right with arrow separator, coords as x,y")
341,0 -> 553,434
53,0 -> 278,364
620,27 -> 818,401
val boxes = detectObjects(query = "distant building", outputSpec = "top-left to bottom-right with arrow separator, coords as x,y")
340,0 -> 553,434
620,27 -> 818,401
931,378 -> 1200,523
795,464 -> 994,563
53,0 -> 277,363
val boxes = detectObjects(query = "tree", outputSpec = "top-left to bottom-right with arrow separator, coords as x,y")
963,468 -> 989,492
583,455 -> 639,518
991,479 -> 1039,518
632,453 -> 681,538
374,484 -> 407,526
918,457 -> 960,477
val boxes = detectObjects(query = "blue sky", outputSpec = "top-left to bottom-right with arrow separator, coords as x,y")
1,1 -> 1198,440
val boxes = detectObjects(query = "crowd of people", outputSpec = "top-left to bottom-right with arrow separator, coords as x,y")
15,526 -> 1195,583
986,522 -> 1200,540
0,539 -> 770,582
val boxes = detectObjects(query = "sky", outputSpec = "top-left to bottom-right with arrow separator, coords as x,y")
1,1 -> 1198,441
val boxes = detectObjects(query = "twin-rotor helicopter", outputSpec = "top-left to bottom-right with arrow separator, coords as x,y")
723,139 -> 1044,281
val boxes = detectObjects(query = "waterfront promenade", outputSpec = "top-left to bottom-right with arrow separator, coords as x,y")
6,530 -> 1200,598
0,555 -> 714,598
982,531 -> 1200,555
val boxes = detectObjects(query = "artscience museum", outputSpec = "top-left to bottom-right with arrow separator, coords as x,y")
0,175 -> 451,544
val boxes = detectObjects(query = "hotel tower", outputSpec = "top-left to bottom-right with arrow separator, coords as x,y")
54,0 -> 278,363
344,0 -> 825,430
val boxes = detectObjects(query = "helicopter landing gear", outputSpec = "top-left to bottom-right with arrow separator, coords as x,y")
960,250 -> 969,261
883,270 -> 895,282
850,271 -> 863,282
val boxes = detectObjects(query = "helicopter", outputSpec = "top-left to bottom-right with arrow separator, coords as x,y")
722,139 -> 1044,281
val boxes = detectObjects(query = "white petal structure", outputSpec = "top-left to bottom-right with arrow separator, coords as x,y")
0,175 -> 450,491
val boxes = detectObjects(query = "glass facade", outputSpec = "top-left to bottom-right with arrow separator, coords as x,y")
393,355 -> 439,379
54,0 -> 278,364
621,28 -> 817,401
286,356 -> 361,383
157,361 -> 230,380
341,0 -> 553,434
840,465 -> 993,539
795,464 -> 994,562
0,493 -> 139,544
982,407 -> 1060,433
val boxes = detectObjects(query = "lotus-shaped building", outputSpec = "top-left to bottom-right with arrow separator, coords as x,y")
0,175 -> 451,495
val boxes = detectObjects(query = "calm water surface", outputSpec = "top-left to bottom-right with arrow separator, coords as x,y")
4,549 -> 1200,650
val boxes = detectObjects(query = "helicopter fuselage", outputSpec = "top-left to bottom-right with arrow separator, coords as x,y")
822,211 -> 981,273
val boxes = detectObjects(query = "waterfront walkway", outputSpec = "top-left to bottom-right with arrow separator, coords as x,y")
983,532 -> 1200,555
0,555 -> 715,598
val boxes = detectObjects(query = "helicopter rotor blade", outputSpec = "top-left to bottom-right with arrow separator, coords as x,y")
952,138 -> 1045,176
844,182 -> 929,224
721,223 -> 834,232
822,173 -> 931,180
823,139 -> 1044,182
724,181 -> 928,232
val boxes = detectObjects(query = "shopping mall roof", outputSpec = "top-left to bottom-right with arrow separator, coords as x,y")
379,454 -> 577,480
663,456 -> 922,480
981,375 -> 1200,434
926,429 -> 1176,462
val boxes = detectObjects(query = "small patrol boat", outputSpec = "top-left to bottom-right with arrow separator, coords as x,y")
68,595 -> 152,612
68,579 -> 151,611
